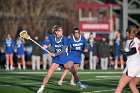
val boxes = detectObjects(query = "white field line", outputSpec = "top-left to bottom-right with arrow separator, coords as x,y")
0,82 -> 41,87
93,89 -> 115,93
96,76 -> 120,78
0,74 -> 45,78
0,71 -> 122,75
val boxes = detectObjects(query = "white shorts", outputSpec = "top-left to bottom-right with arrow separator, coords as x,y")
123,65 -> 140,77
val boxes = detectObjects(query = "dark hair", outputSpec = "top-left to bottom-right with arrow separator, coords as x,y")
53,25 -> 63,32
126,25 -> 137,33
73,27 -> 80,33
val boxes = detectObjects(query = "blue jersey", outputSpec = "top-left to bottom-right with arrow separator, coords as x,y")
15,40 -> 25,55
115,40 -> 123,56
51,35 -> 69,64
68,35 -> 88,64
4,38 -> 14,54
41,40 -> 51,54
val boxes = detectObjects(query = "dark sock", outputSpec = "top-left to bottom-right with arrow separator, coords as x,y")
69,66 -> 80,83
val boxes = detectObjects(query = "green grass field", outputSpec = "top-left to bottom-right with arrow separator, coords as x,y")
0,69 -> 139,93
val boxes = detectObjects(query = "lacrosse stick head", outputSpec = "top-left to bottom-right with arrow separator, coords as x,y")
19,30 -> 30,39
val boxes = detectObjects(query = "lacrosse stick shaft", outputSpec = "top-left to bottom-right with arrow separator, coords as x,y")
30,38 -> 51,54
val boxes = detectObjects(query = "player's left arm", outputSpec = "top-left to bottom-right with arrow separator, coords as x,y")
83,36 -> 89,52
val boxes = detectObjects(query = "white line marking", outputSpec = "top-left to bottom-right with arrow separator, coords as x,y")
0,71 -> 122,75
0,75 -> 45,78
94,89 -> 115,92
0,82 -> 41,87
96,76 -> 120,78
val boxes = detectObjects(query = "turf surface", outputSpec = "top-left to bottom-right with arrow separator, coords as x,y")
0,69 -> 139,93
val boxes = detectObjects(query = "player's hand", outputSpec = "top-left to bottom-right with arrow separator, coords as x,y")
43,45 -> 48,48
84,49 -> 88,52
50,53 -> 55,57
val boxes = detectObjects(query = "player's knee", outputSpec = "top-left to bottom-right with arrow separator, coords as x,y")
129,82 -> 136,88
69,68 -> 76,75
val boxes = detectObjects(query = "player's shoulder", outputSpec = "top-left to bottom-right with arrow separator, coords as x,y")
63,35 -> 67,38
129,38 -> 137,48
81,35 -> 87,41
68,36 -> 73,40
134,37 -> 139,42
62,35 -> 68,40
10,37 -> 14,40
81,35 -> 86,39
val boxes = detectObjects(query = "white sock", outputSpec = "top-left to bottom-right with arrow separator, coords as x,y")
71,80 -> 74,83
18,64 -> 21,69
6,66 -> 9,70
10,65 -> 13,70
23,65 -> 26,70
41,85 -> 45,88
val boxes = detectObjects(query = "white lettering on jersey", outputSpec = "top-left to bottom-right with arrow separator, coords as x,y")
73,43 -> 83,47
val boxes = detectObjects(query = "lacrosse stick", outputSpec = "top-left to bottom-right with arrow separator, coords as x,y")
19,30 -> 51,54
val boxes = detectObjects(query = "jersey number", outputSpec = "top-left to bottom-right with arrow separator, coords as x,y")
76,47 -> 81,50
56,49 -> 61,53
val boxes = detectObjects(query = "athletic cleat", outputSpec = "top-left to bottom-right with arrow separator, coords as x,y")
121,65 -> 124,70
79,84 -> 88,89
6,67 -> 9,71
37,87 -> 44,93
58,80 -> 63,86
77,81 -> 88,89
70,81 -> 76,86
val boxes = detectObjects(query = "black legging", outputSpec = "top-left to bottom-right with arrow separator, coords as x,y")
68,66 -> 80,82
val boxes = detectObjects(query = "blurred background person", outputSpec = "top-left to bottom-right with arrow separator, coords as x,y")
24,43 -> 32,63
4,33 -> 15,70
88,32 -> 97,70
15,36 -> 26,70
114,33 -> 124,70
41,34 -> 52,70
108,45 -> 115,69
0,46 -> 6,69
31,35 -> 41,70
98,37 -> 110,70
80,53 -> 85,70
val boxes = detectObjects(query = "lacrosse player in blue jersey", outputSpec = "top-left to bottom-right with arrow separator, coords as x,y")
37,25 -> 87,93
4,33 -> 15,70
58,27 -> 88,86
15,36 -> 26,70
